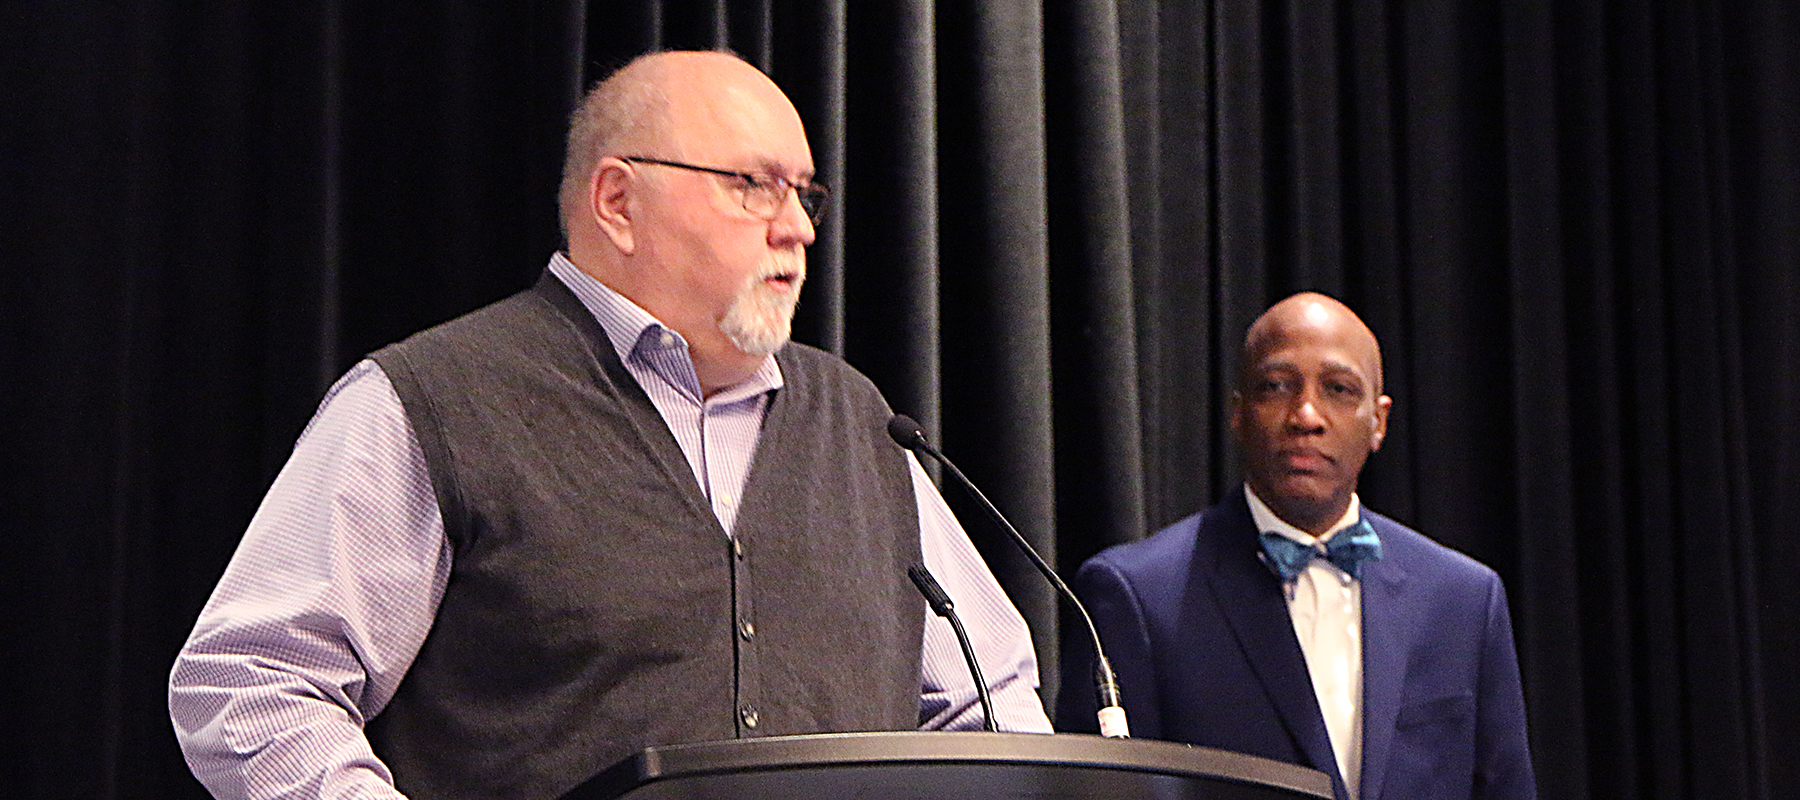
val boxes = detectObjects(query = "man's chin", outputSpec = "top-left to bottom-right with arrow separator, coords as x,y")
722,317 -> 793,358
1257,476 -> 1347,525
720,292 -> 798,357
725,330 -> 789,358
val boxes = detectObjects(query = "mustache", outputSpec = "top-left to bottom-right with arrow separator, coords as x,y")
757,249 -> 806,283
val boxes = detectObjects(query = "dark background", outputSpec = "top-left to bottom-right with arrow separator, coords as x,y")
4,1 -> 1796,798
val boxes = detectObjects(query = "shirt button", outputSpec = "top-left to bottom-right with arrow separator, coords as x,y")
659,331 -> 676,348
740,705 -> 760,729
739,619 -> 756,640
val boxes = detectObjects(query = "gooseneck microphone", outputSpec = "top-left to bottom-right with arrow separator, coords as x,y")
887,414 -> 1130,738
908,563 -> 998,732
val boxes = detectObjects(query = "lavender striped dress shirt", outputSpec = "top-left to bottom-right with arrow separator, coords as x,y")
168,254 -> 1050,800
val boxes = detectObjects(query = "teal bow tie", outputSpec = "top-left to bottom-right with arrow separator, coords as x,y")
1258,520 -> 1383,582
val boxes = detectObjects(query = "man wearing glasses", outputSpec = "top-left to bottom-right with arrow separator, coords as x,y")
170,50 -> 1051,800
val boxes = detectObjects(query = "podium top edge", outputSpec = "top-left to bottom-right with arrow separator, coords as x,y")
619,731 -> 1333,798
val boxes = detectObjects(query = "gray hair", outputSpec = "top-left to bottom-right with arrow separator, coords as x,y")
557,58 -> 672,244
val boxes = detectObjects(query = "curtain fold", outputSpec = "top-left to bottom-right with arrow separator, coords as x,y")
840,0 -> 937,418
933,0 -> 1061,703
5,1 -> 1798,798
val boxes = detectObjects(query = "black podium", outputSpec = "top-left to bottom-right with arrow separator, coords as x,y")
561,731 -> 1333,800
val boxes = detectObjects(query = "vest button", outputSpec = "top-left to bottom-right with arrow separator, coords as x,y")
739,619 -> 756,640
740,705 -> 760,729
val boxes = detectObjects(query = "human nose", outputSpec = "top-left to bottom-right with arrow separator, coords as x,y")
1285,390 -> 1327,431
768,189 -> 816,246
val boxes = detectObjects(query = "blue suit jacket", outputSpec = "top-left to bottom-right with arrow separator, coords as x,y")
1059,489 -> 1535,800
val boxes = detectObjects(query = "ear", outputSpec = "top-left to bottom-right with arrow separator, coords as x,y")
1369,394 -> 1393,452
589,158 -> 636,255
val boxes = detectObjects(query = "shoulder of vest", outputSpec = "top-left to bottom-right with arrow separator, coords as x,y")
775,342 -> 878,392
370,285 -> 581,363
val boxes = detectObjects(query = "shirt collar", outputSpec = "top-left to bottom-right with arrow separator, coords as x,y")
1243,483 -> 1363,546
546,252 -> 784,401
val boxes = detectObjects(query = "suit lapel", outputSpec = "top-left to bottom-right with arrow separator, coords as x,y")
1198,492 -> 1344,792
1356,516 -> 1412,800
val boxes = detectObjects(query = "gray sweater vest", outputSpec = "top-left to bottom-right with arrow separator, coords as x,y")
365,271 -> 924,799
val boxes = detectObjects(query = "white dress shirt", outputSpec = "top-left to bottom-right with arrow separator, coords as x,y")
1245,484 -> 1366,800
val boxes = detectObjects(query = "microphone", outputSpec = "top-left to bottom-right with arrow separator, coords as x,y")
907,563 -> 998,732
887,414 -> 1130,738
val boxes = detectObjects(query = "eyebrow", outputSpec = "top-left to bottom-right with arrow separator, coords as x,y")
1255,358 -> 1366,381
749,158 -> 815,182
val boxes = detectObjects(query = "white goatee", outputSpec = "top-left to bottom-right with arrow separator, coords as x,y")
720,250 -> 805,357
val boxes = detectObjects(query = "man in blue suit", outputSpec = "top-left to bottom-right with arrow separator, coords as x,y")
1059,293 -> 1535,800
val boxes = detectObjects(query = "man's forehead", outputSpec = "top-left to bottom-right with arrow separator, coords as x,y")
664,94 -> 813,174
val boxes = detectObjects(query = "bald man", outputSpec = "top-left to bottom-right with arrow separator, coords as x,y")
1059,293 -> 1535,800
170,51 -> 1050,800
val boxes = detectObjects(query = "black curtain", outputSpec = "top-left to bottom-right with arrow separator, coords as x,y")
4,1 -> 1796,798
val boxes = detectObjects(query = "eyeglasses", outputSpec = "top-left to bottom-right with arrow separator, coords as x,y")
621,156 -> 829,225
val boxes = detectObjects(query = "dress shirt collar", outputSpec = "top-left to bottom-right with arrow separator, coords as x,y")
1243,483 -> 1363,547
547,252 -> 784,402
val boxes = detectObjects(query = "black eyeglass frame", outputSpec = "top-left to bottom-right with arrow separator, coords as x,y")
620,156 -> 829,225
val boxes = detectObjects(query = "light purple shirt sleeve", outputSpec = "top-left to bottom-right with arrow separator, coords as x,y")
169,358 -> 1048,798
914,454 -> 1054,733
169,361 -> 443,799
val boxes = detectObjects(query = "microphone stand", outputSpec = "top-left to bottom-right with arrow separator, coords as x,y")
889,415 -> 1130,738
908,564 -> 998,732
